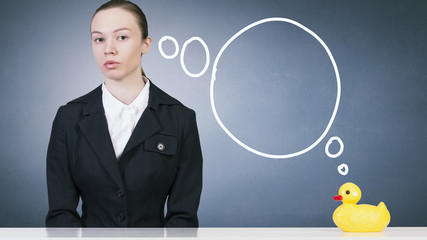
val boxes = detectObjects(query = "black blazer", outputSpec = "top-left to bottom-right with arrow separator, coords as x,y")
45,82 -> 203,227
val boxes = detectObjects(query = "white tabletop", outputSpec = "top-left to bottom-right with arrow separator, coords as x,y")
0,227 -> 425,239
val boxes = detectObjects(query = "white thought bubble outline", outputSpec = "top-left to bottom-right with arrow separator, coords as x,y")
210,17 -> 341,159
158,36 -> 179,59
180,37 -> 210,78
325,136 -> 344,158
337,163 -> 349,176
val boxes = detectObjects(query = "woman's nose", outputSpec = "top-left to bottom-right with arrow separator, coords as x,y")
104,40 -> 117,55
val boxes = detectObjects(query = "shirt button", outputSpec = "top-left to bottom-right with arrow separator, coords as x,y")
157,142 -> 165,151
116,189 -> 125,197
116,212 -> 125,222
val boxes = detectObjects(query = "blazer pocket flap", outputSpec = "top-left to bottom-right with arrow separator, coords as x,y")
144,134 -> 178,155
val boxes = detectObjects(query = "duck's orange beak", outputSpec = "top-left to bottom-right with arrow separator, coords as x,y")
333,195 -> 343,201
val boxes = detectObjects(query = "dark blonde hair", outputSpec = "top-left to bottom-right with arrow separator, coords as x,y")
92,0 -> 149,76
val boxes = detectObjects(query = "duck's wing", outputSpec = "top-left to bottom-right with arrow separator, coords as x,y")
349,205 -> 381,227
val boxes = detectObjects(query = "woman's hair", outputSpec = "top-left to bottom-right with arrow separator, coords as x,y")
92,0 -> 149,76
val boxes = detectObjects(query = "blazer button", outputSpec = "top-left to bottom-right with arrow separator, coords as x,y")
157,142 -> 165,151
116,212 -> 126,222
116,189 -> 125,197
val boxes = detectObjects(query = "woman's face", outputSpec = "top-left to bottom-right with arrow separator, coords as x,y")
91,7 -> 151,81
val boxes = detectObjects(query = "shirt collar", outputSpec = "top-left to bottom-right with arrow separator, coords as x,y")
102,78 -> 150,120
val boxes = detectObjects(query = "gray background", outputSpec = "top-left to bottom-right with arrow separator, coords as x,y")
1,0 -> 426,227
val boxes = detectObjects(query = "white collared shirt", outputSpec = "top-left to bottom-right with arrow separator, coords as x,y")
102,78 -> 150,159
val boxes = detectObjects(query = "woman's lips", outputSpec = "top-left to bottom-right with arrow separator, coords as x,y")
104,61 -> 120,69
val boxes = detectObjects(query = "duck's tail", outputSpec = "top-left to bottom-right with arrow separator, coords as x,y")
378,201 -> 388,209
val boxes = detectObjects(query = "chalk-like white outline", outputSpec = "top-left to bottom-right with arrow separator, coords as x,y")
180,37 -> 210,78
337,163 -> 349,176
210,17 -> 341,159
158,36 -> 179,59
325,136 -> 344,158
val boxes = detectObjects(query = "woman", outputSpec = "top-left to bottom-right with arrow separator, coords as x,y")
46,0 -> 203,227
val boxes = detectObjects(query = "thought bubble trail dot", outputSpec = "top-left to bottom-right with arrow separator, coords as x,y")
337,163 -> 349,176
180,36 -> 210,78
325,136 -> 344,158
158,36 -> 179,59
210,17 -> 341,159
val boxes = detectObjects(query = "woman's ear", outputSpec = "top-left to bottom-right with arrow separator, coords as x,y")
141,36 -> 152,55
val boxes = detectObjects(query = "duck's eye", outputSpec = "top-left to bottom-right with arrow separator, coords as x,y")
346,190 -> 350,195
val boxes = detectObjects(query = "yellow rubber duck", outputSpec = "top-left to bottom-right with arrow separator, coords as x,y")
333,182 -> 391,232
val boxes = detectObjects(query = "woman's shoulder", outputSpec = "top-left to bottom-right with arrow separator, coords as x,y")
56,85 -> 103,118
67,85 -> 102,105
149,81 -> 194,114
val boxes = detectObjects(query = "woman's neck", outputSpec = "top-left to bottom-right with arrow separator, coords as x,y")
104,70 -> 146,105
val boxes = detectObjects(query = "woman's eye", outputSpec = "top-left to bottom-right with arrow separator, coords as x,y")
118,36 -> 128,40
94,38 -> 104,43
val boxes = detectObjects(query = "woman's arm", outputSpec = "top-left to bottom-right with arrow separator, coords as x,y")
165,109 -> 203,227
45,106 -> 82,227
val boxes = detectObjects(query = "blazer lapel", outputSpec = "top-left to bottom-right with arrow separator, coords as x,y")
120,81 -> 174,158
77,86 -> 124,188
121,107 -> 162,157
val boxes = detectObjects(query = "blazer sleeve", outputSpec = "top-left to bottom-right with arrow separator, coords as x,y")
165,109 -> 203,227
45,106 -> 83,227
